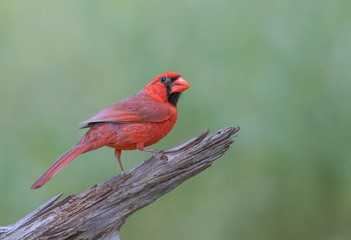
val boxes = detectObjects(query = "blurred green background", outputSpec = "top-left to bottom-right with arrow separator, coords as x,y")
0,0 -> 350,239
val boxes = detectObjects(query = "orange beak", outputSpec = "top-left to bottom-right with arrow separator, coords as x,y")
171,77 -> 190,93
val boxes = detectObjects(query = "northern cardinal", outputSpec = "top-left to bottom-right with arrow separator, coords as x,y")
31,72 -> 190,189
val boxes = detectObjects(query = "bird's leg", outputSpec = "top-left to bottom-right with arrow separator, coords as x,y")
114,149 -> 125,176
136,142 -> 159,158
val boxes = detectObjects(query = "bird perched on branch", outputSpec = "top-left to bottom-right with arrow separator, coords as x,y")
31,72 -> 190,189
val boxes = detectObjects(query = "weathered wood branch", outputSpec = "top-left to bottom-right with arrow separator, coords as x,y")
0,126 -> 239,240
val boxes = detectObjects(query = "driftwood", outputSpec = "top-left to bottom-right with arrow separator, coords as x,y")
0,126 -> 239,240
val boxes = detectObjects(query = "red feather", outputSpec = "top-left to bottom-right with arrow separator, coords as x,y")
80,92 -> 170,128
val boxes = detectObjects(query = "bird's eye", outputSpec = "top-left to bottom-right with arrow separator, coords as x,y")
160,76 -> 166,83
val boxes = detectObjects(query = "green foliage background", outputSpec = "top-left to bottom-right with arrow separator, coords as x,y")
0,0 -> 350,239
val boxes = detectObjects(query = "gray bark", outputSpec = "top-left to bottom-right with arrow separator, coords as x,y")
0,126 -> 239,240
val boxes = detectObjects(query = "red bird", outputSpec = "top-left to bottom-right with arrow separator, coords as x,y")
31,72 -> 190,189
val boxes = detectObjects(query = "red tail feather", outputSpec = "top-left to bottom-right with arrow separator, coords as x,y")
30,145 -> 87,189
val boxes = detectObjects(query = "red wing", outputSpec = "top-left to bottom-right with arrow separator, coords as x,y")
80,92 -> 169,128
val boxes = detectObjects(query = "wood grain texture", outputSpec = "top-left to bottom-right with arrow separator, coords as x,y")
0,126 -> 239,240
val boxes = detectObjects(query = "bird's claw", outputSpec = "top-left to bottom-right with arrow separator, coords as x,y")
152,151 -> 159,158
152,151 -> 168,161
